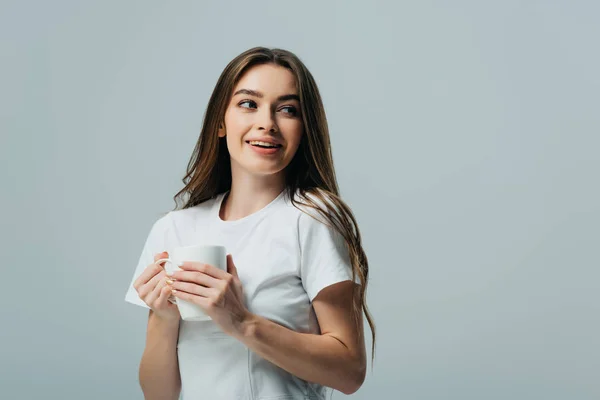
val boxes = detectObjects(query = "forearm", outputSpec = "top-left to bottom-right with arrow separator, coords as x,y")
139,312 -> 181,400
236,314 -> 364,395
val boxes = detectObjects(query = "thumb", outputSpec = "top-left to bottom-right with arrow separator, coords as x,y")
226,254 -> 238,277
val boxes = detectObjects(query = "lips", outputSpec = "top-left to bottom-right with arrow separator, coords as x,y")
245,140 -> 283,149
246,141 -> 282,155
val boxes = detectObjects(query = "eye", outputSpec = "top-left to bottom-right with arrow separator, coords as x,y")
239,100 -> 257,109
279,106 -> 298,116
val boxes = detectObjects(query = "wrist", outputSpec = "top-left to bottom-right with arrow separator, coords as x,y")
147,312 -> 180,347
236,311 -> 259,340
151,311 -> 180,328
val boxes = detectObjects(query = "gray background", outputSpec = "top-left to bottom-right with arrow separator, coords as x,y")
1,1 -> 598,399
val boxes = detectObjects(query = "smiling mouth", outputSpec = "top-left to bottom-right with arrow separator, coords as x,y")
246,140 -> 283,149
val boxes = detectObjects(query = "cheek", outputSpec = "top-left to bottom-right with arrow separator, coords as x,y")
224,117 -> 248,149
285,124 -> 304,152
288,137 -> 302,155
225,135 -> 244,159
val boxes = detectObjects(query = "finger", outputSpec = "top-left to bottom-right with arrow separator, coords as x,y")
156,284 -> 175,308
148,270 -> 167,289
224,255 -> 244,295
171,280 -> 213,297
137,270 -> 166,299
146,277 -> 168,307
172,289 -> 211,310
133,260 -> 164,289
171,270 -> 220,288
179,261 -> 228,279
226,255 -> 238,278
134,252 -> 168,289
154,251 -> 169,262
152,253 -> 171,275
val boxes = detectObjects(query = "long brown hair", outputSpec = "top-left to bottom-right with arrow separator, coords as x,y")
172,47 -> 376,359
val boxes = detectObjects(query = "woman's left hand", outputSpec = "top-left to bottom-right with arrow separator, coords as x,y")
169,254 -> 251,336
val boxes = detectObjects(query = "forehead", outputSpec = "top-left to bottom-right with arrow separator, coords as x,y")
233,64 -> 298,96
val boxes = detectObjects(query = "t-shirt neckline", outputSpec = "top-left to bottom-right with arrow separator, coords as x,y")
213,189 -> 286,227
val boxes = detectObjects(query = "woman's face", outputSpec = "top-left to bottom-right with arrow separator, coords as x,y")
221,63 -> 304,179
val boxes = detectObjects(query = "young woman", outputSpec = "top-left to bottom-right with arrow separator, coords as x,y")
125,47 -> 375,400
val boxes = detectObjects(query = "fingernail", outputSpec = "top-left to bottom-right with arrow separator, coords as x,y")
177,260 -> 184,267
166,279 -> 174,285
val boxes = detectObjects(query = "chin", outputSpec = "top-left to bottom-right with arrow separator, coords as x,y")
243,162 -> 287,177
231,154 -> 293,178
254,167 -> 286,177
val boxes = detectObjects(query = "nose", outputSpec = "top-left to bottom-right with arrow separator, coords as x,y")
257,108 -> 278,133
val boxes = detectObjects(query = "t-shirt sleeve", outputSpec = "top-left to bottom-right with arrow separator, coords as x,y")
124,213 -> 171,308
299,212 -> 360,302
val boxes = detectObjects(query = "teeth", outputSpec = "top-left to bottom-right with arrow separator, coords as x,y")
249,141 -> 279,148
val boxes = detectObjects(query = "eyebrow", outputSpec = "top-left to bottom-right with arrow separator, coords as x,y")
233,88 -> 300,102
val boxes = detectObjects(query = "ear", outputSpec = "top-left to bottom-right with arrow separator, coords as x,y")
218,123 -> 226,138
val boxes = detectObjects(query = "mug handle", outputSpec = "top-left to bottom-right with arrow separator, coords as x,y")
154,258 -> 182,304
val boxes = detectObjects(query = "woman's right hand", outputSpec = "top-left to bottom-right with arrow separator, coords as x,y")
133,251 -> 180,322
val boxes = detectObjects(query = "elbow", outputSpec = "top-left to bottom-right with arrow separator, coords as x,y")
338,360 -> 366,395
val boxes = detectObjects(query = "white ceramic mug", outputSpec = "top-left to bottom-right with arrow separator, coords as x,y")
155,244 -> 227,321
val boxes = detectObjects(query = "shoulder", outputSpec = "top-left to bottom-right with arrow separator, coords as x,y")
168,195 -> 221,226
279,189 -> 346,248
150,194 -> 222,237
285,188 -> 341,228
147,211 -> 172,236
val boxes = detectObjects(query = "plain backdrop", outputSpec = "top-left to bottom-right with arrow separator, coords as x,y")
1,1 -> 598,399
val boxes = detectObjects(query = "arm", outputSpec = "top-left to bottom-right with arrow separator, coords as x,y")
235,281 -> 366,395
139,310 -> 181,400
170,259 -> 367,394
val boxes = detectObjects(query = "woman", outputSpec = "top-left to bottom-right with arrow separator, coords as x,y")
125,47 -> 375,400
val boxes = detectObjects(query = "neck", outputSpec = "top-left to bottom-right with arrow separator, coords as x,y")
220,165 -> 286,221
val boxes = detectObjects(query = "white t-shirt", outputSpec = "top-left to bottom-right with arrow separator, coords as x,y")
124,189 -> 357,400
